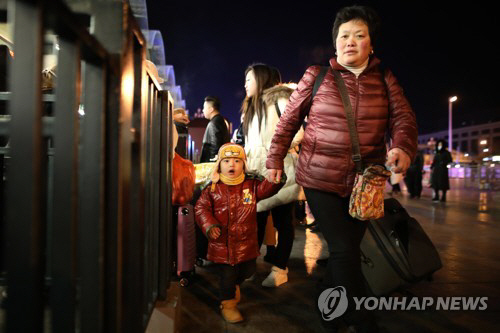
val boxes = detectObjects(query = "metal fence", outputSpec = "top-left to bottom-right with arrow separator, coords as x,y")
0,0 -> 174,332
461,165 -> 500,191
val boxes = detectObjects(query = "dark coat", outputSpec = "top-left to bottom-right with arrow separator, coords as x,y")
200,114 -> 230,162
194,175 -> 284,265
266,57 -> 418,197
431,149 -> 452,190
405,151 -> 424,196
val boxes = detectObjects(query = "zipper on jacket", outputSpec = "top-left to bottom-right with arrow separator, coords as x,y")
306,138 -> 316,168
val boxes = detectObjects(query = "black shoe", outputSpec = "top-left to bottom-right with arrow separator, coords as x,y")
316,258 -> 329,267
432,197 -> 439,202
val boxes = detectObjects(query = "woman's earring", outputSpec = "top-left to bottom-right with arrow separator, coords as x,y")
370,49 -> 374,55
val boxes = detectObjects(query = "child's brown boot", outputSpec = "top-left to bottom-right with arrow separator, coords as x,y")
220,298 -> 243,323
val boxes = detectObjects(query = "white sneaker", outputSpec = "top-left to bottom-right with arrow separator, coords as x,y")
261,266 -> 288,287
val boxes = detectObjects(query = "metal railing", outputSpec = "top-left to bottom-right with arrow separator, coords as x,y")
0,0 -> 174,332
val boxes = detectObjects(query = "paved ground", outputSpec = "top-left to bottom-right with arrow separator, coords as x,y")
177,179 -> 500,333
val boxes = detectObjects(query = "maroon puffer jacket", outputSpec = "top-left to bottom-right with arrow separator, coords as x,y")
195,176 -> 283,265
266,57 -> 417,197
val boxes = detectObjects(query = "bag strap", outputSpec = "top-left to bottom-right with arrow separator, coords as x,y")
312,66 -> 328,103
275,66 -> 328,119
331,69 -> 363,173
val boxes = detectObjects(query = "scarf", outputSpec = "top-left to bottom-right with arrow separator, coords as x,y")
219,173 -> 245,186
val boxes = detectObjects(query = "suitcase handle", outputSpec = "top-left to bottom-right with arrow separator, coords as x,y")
389,231 -> 400,248
360,251 -> 374,268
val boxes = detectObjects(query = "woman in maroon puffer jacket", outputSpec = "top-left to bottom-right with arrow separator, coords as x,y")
266,5 -> 417,333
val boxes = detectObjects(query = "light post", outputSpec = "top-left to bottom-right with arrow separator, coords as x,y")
448,96 -> 457,153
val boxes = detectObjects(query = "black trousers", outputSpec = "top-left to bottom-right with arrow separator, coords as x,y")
405,168 -> 423,197
217,259 -> 256,300
304,187 -> 376,329
256,202 -> 294,269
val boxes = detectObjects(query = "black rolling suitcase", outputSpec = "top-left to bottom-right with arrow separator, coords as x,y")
360,198 -> 442,296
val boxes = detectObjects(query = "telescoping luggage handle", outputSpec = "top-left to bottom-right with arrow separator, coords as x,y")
331,68 -> 363,173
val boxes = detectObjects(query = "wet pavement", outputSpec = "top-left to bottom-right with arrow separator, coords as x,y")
177,179 -> 500,333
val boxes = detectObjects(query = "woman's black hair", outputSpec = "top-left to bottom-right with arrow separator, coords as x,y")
332,5 -> 381,49
240,63 -> 275,134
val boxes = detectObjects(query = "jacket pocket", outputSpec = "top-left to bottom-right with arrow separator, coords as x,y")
305,137 -> 317,168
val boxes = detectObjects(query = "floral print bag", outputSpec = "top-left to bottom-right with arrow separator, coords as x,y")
349,165 -> 391,220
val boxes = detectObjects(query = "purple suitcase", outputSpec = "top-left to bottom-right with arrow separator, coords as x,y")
175,204 -> 196,286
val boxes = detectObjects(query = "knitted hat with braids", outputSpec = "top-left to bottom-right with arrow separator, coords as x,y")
210,143 -> 247,184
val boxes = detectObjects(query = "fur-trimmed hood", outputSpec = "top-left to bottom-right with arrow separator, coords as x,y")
244,83 -> 302,212
262,84 -> 294,107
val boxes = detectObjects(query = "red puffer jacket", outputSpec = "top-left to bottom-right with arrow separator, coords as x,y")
195,175 -> 283,265
266,57 -> 417,197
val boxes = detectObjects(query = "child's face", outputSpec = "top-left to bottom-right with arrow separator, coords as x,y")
220,158 -> 244,178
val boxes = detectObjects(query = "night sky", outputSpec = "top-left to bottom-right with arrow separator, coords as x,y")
146,1 -> 499,135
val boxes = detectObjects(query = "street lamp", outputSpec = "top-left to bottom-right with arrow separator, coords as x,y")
448,96 -> 458,152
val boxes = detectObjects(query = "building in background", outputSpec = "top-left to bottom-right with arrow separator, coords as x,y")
419,121 -> 500,163
130,0 -> 186,110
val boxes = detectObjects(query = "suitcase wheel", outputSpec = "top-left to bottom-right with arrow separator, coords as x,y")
180,277 -> 189,287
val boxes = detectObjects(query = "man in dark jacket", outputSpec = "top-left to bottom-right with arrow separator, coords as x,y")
199,96 -> 230,163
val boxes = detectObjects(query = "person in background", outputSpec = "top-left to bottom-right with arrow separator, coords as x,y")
195,143 -> 285,323
200,96 -> 230,163
431,140 -> 452,202
241,63 -> 303,287
405,149 -> 424,198
266,5 -> 417,332
173,108 -> 190,158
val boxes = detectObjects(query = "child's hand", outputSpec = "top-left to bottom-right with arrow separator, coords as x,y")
208,226 -> 221,240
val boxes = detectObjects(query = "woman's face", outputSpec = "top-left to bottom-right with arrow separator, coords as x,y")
335,19 -> 372,67
220,158 -> 244,178
245,70 -> 258,98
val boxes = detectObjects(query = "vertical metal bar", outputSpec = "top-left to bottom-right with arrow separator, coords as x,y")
0,152 -> 4,274
164,93 -> 174,292
50,36 -> 80,333
123,39 -> 144,333
91,4 -> 125,332
151,88 -> 160,300
5,0 -> 45,332
157,91 -> 168,299
103,56 -> 121,333
142,80 -> 152,318
78,60 -> 105,333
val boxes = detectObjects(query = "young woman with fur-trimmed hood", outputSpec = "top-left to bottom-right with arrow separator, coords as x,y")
240,63 -> 303,287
